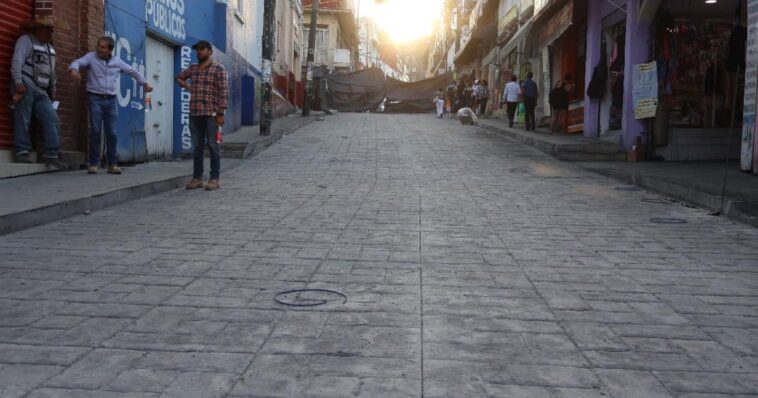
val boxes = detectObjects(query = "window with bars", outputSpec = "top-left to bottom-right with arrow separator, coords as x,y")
302,27 -> 329,64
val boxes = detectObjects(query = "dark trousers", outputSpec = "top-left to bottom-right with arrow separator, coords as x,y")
506,101 -> 518,127
189,116 -> 221,180
479,98 -> 489,117
523,97 -> 537,131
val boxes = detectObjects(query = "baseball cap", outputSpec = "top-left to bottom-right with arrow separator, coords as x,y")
191,40 -> 212,50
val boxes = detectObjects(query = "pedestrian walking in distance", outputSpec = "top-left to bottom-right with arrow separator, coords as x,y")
176,40 -> 228,191
478,80 -> 490,118
503,75 -> 520,128
10,16 -> 69,169
521,71 -> 538,131
69,36 -> 153,175
434,91 -> 445,118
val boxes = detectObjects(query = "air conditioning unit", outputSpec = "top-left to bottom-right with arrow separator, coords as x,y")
334,49 -> 351,66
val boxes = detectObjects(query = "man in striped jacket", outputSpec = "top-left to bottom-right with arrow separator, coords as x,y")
10,16 -> 68,169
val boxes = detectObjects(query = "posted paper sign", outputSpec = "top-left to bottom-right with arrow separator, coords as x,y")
632,62 -> 658,119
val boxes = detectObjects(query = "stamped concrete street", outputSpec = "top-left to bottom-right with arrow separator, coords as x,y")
1,114 -> 757,398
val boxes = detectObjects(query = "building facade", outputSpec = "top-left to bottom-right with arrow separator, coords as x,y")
301,0 -> 357,73
274,0 -> 304,108
432,0 -> 750,168
584,0 -> 747,165
1,0 -> 104,174
104,0 -> 264,161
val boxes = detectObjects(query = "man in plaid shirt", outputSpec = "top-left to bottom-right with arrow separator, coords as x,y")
176,40 -> 228,191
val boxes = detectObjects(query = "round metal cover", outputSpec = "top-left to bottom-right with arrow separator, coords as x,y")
650,218 -> 688,224
274,289 -> 347,307
615,186 -> 642,192
509,168 -> 529,173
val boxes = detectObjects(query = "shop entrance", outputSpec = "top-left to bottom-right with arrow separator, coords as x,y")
144,36 -> 175,159
652,0 -> 745,161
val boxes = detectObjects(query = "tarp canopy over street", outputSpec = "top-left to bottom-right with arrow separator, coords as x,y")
323,68 -> 455,113
386,72 -> 455,113
324,67 -> 387,112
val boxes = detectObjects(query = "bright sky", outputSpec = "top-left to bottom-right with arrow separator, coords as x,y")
358,0 -> 444,43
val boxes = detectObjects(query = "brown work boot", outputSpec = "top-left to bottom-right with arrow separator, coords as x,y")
205,179 -> 220,191
186,178 -> 204,189
87,165 -> 98,174
107,165 -> 122,175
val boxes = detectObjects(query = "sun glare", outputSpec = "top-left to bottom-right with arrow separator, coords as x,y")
359,0 -> 443,43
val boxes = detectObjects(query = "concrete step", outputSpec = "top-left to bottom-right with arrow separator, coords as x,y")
476,120 -> 625,162
0,150 -> 85,179
0,163 -> 54,178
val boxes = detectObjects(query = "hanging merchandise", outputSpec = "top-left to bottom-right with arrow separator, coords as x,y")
654,17 -> 733,128
726,24 -> 747,73
609,34 -> 625,72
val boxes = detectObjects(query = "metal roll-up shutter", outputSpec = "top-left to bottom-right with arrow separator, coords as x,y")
0,0 -> 34,150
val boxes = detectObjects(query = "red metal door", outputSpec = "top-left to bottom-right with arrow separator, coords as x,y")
0,0 -> 34,150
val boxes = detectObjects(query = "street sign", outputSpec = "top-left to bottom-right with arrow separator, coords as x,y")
632,61 -> 658,120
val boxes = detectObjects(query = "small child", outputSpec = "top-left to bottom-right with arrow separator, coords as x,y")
434,94 -> 445,118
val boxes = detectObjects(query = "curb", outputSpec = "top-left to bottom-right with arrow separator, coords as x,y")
0,117 -> 316,236
475,120 -> 757,228
587,167 -> 758,228
242,117 -> 317,158
476,121 -> 626,161
0,174 -> 190,236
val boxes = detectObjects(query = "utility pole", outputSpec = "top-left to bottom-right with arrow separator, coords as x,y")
261,0 -> 276,135
302,0 -> 319,117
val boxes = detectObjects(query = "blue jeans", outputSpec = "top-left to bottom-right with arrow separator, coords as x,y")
189,116 -> 220,180
13,83 -> 60,158
88,94 -> 119,166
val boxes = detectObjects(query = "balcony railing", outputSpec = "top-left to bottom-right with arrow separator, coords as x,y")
302,0 -> 353,11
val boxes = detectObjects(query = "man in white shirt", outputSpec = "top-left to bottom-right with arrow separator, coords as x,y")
502,75 -> 521,128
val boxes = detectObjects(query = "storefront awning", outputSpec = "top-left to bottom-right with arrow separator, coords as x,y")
536,1 -> 573,47
501,20 -> 534,56
453,22 -> 497,65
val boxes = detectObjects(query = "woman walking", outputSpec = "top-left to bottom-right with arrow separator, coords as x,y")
549,74 -> 572,133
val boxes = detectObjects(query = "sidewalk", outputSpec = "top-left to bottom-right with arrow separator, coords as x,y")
476,117 -> 758,227
476,117 -> 626,161
221,112 -> 323,158
0,114 -> 319,235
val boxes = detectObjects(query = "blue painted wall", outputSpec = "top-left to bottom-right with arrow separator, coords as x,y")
104,0 -> 263,160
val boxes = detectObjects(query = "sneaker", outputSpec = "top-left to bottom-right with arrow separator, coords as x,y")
205,179 -> 220,190
186,178 -> 204,190
15,153 -> 32,163
107,165 -> 122,175
43,157 -> 68,170
87,165 -> 98,174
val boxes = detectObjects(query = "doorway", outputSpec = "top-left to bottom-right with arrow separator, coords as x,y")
144,36 -> 175,158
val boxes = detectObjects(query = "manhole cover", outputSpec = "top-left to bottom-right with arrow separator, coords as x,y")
615,186 -> 642,192
650,218 -> 688,224
509,168 -> 529,173
642,198 -> 671,204
274,289 -> 347,307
